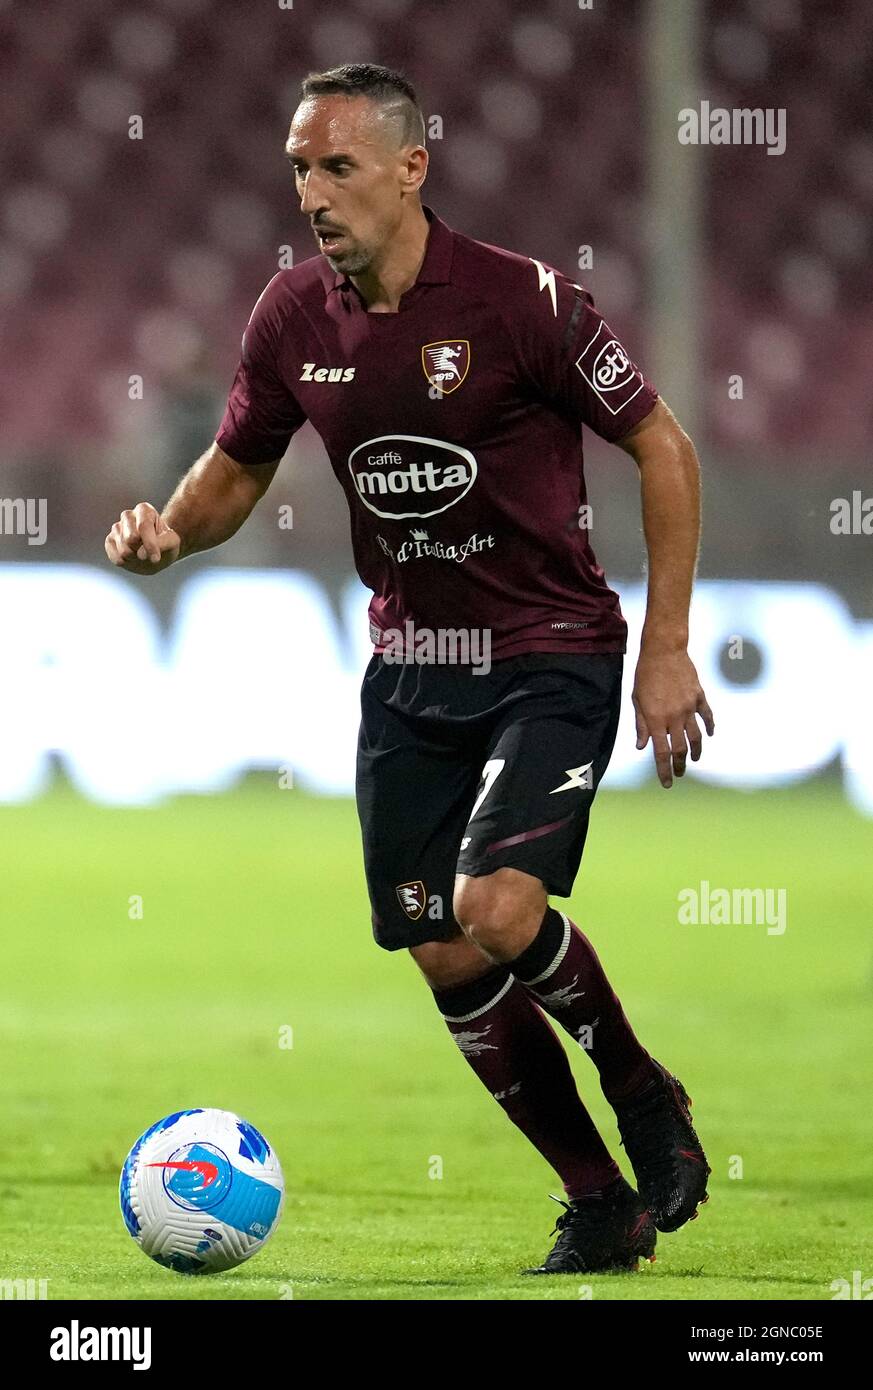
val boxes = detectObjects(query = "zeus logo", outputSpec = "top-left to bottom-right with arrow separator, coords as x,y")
299,363 -> 356,383
530,258 -> 558,317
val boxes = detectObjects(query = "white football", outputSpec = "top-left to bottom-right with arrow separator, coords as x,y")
119,1108 -> 284,1274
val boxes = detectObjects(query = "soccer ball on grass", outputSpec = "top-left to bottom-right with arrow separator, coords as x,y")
119,1108 -> 284,1274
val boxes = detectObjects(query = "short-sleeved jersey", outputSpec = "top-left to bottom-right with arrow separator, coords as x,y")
216,205 -> 658,658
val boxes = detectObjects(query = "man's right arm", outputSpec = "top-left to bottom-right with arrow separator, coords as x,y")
107,269 -> 306,575
104,442 -> 280,575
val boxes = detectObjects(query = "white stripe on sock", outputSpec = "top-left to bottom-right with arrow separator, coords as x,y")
522,912 -> 572,986
441,974 -> 514,1023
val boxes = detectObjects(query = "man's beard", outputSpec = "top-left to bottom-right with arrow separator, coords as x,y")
327,243 -> 371,276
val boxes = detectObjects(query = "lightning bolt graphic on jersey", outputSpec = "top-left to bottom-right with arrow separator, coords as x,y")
549,762 -> 594,794
530,258 -> 558,317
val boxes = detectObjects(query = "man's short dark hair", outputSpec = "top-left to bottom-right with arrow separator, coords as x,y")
299,63 -> 426,147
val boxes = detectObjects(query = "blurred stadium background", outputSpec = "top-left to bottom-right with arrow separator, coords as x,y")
1,0 -> 871,1299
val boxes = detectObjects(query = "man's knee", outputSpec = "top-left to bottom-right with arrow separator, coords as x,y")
453,867 -> 547,953
409,932 -> 493,989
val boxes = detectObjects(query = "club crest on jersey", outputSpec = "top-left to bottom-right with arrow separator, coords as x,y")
396,880 -> 427,920
421,340 -> 470,394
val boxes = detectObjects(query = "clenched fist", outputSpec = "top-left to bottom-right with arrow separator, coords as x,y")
105,503 -> 181,575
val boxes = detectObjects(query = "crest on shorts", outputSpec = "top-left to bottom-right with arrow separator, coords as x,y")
421,340 -> 470,395
396,880 -> 427,920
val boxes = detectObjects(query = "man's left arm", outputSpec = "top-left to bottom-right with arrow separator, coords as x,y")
617,397 -> 715,788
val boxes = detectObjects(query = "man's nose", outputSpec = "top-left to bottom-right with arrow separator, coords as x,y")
299,171 -> 327,217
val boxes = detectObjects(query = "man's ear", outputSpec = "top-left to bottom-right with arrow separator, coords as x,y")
402,146 -> 429,194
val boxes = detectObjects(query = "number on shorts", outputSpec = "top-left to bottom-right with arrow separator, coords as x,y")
468,757 -> 506,823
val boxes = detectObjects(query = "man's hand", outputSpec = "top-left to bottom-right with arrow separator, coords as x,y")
105,502 -> 181,574
632,647 -> 715,788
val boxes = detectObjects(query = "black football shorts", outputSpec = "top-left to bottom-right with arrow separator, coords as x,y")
355,650 -> 623,951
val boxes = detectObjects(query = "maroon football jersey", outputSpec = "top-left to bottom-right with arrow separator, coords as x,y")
216,206 -> 658,658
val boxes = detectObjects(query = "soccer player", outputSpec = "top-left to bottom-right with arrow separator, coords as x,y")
106,64 -> 715,1275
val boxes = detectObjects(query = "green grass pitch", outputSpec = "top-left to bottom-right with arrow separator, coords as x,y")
1,776 -> 871,1301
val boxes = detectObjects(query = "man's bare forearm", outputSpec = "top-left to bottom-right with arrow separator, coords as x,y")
163,443 -> 280,560
638,439 -> 700,651
617,398 -> 713,786
620,399 -> 701,652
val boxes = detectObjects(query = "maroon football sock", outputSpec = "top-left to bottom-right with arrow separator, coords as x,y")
510,907 -> 656,1106
432,964 -> 621,1199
